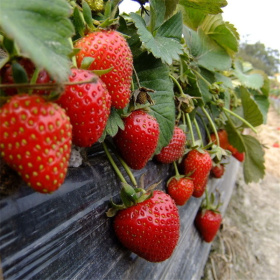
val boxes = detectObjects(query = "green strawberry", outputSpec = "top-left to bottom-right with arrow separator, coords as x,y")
113,110 -> 160,170
56,68 -> 111,147
74,30 -> 133,109
182,149 -> 212,198
0,94 -> 72,193
155,126 -> 186,164
113,190 -> 180,262
85,0 -> 104,12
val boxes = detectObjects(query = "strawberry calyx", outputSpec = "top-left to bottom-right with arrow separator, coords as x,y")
200,190 -> 222,216
207,143 -> 230,163
167,161 -> 192,185
106,182 -> 153,217
133,87 -> 155,105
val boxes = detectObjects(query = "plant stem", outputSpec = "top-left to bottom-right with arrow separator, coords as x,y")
169,74 -> 185,97
222,107 -> 257,134
192,69 -> 212,87
115,154 -> 137,187
201,106 -> 220,147
102,142 -> 127,184
186,113 -> 195,146
105,141 -> 138,187
194,118 -> 203,143
133,65 -> 141,89
68,37 -> 77,68
173,161 -> 180,177
29,68 -> 40,94
197,113 -> 211,143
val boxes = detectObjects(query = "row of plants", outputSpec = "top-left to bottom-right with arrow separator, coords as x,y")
0,0 -> 269,263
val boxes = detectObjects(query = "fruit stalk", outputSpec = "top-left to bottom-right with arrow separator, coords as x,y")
222,107 -> 257,134
186,113 -> 195,146
193,118 -> 203,143
201,106 -> 220,147
102,142 -> 127,184
106,141 -> 137,187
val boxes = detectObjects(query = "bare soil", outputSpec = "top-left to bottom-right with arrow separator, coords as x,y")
203,106 -> 280,280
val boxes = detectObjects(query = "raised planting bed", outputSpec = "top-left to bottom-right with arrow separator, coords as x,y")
0,144 -> 240,280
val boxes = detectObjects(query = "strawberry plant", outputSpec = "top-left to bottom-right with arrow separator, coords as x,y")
0,0 -> 272,266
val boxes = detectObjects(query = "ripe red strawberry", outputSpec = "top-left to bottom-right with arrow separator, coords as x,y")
167,176 -> 194,206
0,57 -> 52,95
273,142 -> 280,148
182,149 -> 212,198
210,130 -> 238,155
56,68 -> 111,147
155,126 -> 186,164
195,209 -> 222,242
194,190 -> 222,242
210,129 -> 229,149
210,164 -> 225,178
74,30 -> 133,109
113,110 -> 160,170
232,150 -> 245,162
0,94 -> 72,193
113,190 -> 180,262
227,144 -> 238,155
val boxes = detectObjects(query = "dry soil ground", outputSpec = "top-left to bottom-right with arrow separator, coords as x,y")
203,106 -> 280,280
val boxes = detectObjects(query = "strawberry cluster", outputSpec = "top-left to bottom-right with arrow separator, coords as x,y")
0,26 -> 242,264
0,29 -> 133,193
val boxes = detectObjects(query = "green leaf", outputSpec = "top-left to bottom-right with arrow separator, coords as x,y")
73,6 -> 85,37
164,0 -> 180,19
133,52 -> 175,153
242,135 -> 265,184
178,5 -> 206,30
82,1 -> 95,30
12,62 -> 28,84
182,67 -> 204,106
179,0 -> 228,15
105,108 -> 125,137
130,13 -> 183,65
260,72 -> 270,97
225,121 -> 245,152
118,16 -> 143,58
150,0 -> 166,32
201,14 -> 239,55
157,12 -> 183,42
233,60 -> 264,90
214,72 -> 233,89
252,94 -> 269,124
195,67 -> 215,103
183,26 -> 232,71
237,86 -> 264,127
80,57 -> 95,70
2,37 -> 15,56
0,0 -> 74,82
